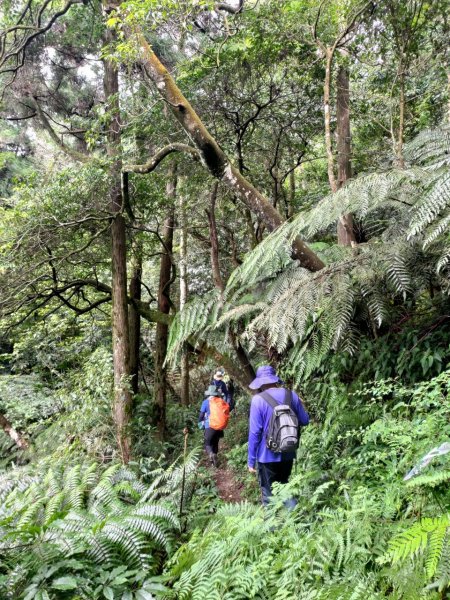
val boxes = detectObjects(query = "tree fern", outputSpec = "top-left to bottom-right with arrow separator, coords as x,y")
166,127 -> 450,385
409,171 -> 450,238
405,126 -> 450,168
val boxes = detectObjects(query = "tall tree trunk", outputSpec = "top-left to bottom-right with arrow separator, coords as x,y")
0,412 -> 28,449
178,184 -> 190,406
134,30 -> 324,272
103,3 -> 132,463
447,69 -> 450,124
206,182 -> 224,293
324,48 -> 338,194
397,69 -> 406,168
336,65 -> 356,246
129,242 -> 142,396
206,182 -> 255,383
236,140 -> 259,248
154,166 -> 176,438
287,169 -> 295,219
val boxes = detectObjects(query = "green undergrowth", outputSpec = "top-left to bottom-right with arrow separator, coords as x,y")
0,443 -> 207,600
164,358 -> 450,599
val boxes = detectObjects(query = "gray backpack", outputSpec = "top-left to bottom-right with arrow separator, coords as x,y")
260,389 -> 299,453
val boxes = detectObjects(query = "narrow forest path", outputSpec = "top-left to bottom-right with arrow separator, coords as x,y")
203,439 -> 244,503
212,461 -> 243,503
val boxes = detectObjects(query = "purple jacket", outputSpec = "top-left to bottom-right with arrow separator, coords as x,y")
248,387 -> 309,468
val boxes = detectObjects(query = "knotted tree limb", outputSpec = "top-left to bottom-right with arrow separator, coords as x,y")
130,27 -> 325,272
124,143 -> 200,174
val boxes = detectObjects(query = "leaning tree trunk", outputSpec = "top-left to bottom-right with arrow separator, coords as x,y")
154,167 -> 176,438
0,412 -> 28,449
178,181 -> 190,406
103,2 -> 132,463
133,29 -> 324,272
336,65 -> 356,246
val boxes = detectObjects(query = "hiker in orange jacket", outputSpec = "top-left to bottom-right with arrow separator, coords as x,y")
198,384 -> 231,467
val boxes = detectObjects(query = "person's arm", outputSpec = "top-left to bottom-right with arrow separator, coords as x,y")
292,392 -> 309,426
225,382 -> 235,411
198,399 -> 208,428
248,396 -> 263,470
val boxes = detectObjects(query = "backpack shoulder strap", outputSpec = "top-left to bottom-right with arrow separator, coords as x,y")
259,391 -> 279,409
284,389 -> 293,408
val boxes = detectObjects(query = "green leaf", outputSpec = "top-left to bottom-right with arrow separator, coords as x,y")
136,590 -> 155,600
52,576 -> 78,590
142,582 -> 167,592
104,587 -> 116,600
113,576 -> 130,585
23,586 -> 39,600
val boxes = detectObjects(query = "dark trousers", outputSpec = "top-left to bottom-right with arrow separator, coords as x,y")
204,428 -> 224,455
257,460 -> 295,507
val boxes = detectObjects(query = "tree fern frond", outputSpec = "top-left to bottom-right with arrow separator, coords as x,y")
214,302 -> 267,330
44,490 -> 65,524
409,171 -> 450,238
331,276 -> 354,348
437,247 -> 450,273
423,211 -> 450,249
405,126 -> 450,168
122,517 -> 169,550
385,255 -> 411,298
167,292 -> 222,363
360,283 -> 388,328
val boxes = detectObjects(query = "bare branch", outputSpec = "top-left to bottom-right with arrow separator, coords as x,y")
334,1 -> 373,50
123,143 -> 200,174
0,0 -> 86,76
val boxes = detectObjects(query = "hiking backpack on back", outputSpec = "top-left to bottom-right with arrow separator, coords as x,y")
260,389 -> 299,453
209,396 -> 230,430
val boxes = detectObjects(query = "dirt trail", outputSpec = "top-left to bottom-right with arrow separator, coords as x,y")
212,461 -> 243,503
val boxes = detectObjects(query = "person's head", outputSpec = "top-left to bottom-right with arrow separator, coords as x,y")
248,365 -> 281,391
214,367 -> 225,380
204,384 -> 223,398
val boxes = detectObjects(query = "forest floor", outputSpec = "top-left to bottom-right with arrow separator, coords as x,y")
212,461 -> 243,503
203,439 -> 244,503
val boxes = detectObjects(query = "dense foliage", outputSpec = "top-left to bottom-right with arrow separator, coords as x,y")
1,0 -> 450,598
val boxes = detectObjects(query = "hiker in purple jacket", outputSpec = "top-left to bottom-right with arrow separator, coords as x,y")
248,365 -> 309,506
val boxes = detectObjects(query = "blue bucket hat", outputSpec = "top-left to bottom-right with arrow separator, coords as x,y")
204,384 -> 223,397
249,365 -> 281,390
